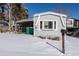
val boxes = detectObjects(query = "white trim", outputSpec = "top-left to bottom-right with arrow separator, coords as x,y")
60,16 -> 66,27
72,20 -> 74,27
34,11 -> 67,17
35,15 -> 40,25
77,21 -> 79,27
34,15 -> 41,31
33,16 -> 35,36
38,15 -> 41,30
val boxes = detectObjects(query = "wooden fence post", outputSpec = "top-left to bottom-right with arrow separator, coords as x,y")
61,29 -> 66,54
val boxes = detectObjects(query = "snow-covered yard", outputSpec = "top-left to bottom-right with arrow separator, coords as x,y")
0,32 -> 79,56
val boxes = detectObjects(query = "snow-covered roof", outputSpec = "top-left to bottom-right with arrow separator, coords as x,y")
34,11 -> 67,17
16,19 -> 33,23
67,16 -> 79,20
71,18 -> 79,21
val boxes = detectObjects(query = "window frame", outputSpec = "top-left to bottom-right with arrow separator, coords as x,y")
40,20 -> 57,31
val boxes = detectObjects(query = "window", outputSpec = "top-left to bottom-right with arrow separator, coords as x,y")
40,20 -> 57,30
66,20 -> 72,25
44,21 -> 53,29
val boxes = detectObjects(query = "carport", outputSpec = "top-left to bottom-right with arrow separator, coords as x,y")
16,19 -> 33,34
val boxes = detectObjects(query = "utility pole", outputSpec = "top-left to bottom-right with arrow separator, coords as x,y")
7,3 -> 12,32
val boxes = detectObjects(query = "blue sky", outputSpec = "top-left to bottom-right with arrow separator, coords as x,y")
24,3 -> 79,19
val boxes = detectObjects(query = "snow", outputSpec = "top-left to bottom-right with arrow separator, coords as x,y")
65,36 -> 79,56
0,32 -> 79,56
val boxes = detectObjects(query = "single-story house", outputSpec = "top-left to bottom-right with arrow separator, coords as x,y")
33,11 -> 67,38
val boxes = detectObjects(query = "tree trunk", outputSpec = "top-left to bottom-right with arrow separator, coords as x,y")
8,4 -> 12,32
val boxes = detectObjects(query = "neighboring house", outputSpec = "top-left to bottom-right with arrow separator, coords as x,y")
33,11 -> 67,38
66,18 -> 79,36
66,18 -> 74,28
66,18 -> 79,28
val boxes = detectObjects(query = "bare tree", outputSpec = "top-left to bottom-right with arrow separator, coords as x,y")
53,5 -> 69,15
0,3 -> 28,32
